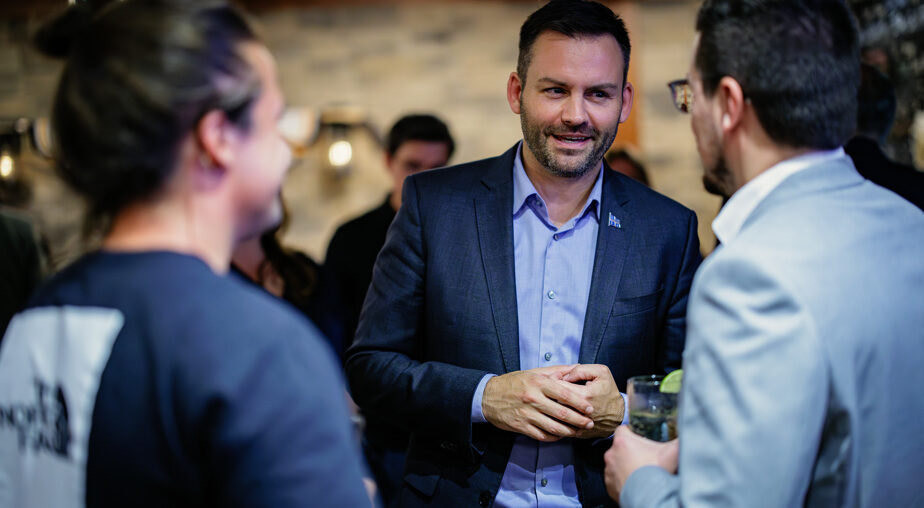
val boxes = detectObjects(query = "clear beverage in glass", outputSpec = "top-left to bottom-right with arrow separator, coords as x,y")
627,374 -> 678,442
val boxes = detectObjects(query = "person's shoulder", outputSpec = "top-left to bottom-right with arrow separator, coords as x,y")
343,199 -> 391,226
169,270 -> 337,375
327,201 -> 394,262
203,272 -> 318,335
331,198 -> 395,243
41,251 -> 320,347
26,252 -> 108,307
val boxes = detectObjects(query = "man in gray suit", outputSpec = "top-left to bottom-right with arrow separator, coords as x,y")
604,0 -> 924,507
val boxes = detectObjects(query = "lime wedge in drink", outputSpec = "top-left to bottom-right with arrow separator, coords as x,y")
660,369 -> 683,393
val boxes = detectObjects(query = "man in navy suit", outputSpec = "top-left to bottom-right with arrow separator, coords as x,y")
346,1 -> 701,506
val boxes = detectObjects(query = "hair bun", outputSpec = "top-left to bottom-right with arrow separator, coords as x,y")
34,2 -> 97,59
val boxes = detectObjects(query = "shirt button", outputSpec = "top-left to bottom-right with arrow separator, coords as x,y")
544,352 -> 552,361
547,290 -> 556,300
541,478 -> 549,487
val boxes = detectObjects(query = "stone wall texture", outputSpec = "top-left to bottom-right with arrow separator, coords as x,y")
1,1 -> 725,267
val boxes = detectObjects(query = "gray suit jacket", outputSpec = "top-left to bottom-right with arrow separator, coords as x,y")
347,145 -> 701,507
621,156 -> 924,507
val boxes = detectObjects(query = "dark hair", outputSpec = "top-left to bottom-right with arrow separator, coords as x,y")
605,148 -> 649,186
518,0 -> 631,85
385,114 -> 455,158
35,0 -> 261,232
856,62 -> 896,142
257,205 -> 317,309
694,0 -> 859,150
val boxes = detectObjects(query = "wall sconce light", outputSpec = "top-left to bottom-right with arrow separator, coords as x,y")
0,118 -> 31,206
0,150 -> 15,180
0,121 -> 25,182
327,130 -> 354,169
313,105 -> 382,180
274,105 -> 382,186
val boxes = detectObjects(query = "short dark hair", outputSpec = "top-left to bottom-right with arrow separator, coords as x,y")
386,114 -> 455,158
856,62 -> 896,142
35,0 -> 261,231
694,0 -> 859,150
517,0 -> 631,86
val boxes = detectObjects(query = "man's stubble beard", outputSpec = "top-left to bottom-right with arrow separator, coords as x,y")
702,153 -> 733,198
520,98 -> 617,179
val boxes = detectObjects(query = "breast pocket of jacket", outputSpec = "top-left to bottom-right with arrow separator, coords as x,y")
610,286 -> 664,317
603,286 -> 665,361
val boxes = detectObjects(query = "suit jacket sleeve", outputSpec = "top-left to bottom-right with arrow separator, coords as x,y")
660,208 -> 701,374
621,251 -> 828,508
345,175 -> 490,448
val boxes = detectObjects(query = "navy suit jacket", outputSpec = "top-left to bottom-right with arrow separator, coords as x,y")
346,145 -> 701,507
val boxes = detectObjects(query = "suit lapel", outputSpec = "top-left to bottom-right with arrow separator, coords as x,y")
474,146 -> 520,373
580,168 -> 631,364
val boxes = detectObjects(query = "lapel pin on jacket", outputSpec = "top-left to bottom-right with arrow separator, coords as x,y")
608,213 -> 622,229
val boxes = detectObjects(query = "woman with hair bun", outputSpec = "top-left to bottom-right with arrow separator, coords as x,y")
0,2 -> 370,507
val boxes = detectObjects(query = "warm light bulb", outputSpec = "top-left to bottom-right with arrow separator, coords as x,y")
328,140 -> 353,167
0,154 -> 13,179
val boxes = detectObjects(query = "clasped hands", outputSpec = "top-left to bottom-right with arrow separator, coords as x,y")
481,364 -> 623,442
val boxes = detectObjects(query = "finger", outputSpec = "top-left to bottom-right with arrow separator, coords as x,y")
543,379 -> 595,416
529,412 -> 581,439
574,377 -> 620,401
518,421 -> 560,442
534,393 -> 594,429
532,364 -> 579,379
561,364 -> 605,383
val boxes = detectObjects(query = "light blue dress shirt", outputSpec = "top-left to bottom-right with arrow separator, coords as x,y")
470,143 -> 612,507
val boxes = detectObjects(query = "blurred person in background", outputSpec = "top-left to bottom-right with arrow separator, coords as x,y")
0,1 -> 370,507
605,148 -> 650,186
325,113 -> 454,506
0,209 -> 45,340
606,1 -> 924,506
326,113 -> 454,336
844,62 -> 924,211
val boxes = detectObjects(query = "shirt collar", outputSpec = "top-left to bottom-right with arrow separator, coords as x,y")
512,141 -> 603,223
713,147 -> 847,245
